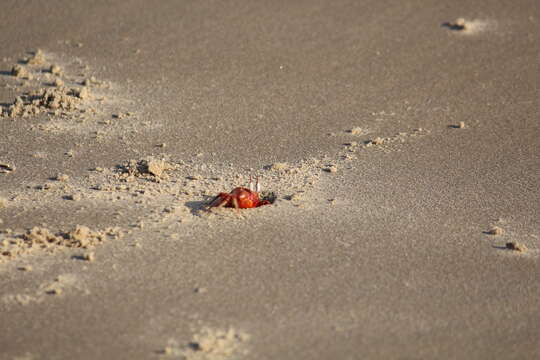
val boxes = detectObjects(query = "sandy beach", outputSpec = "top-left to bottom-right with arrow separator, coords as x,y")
1,0 -> 539,359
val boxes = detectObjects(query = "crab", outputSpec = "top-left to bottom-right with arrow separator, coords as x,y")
207,177 -> 274,210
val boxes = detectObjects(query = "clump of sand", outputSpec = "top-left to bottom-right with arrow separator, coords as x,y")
444,18 -> 467,31
68,225 -> 105,247
66,193 -> 82,201
1,87 -> 86,118
117,157 -> 175,181
42,275 -> 78,295
49,64 -> 62,75
506,242 -> 527,253
269,162 -> 290,171
161,328 -> 249,360
0,162 -> 16,173
54,173 -> 70,182
487,226 -> 504,236
0,225 -> 122,262
347,127 -> 364,135
81,252 -> 96,261
323,165 -> 338,173
443,18 -> 493,34
11,65 -> 32,79
369,137 -> 385,146
25,49 -> 46,65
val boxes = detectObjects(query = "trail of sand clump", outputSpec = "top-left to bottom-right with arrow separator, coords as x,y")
0,225 -> 122,263
2,273 -> 87,306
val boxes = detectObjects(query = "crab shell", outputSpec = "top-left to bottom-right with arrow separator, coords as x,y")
211,187 -> 270,209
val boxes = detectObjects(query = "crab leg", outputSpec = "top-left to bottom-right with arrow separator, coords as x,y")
216,199 -> 228,207
227,196 -> 241,216
207,195 -> 220,207
208,194 -> 228,209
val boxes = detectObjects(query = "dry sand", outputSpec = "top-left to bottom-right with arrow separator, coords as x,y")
1,0 -> 540,359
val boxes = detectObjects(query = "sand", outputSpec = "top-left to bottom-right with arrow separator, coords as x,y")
1,0 -> 540,359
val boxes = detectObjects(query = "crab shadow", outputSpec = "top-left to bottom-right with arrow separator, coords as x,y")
185,198 -> 212,217
441,22 -> 465,31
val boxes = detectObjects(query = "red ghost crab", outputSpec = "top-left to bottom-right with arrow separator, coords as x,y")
208,177 -> 275,210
